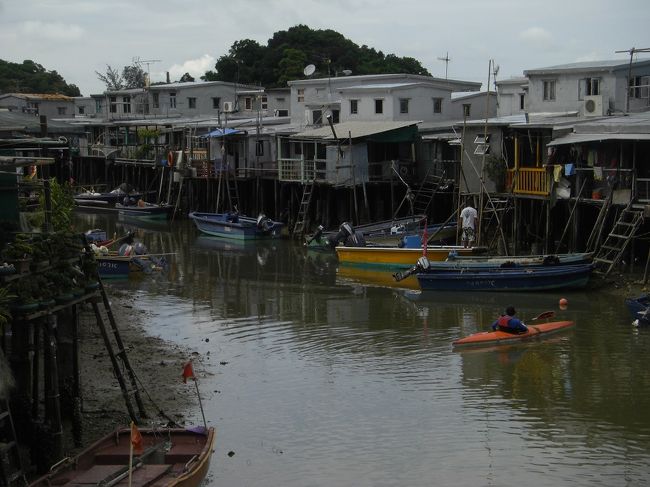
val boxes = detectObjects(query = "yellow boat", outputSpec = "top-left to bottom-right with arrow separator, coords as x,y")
334,245 -> 479,269
337,265 -> 420,290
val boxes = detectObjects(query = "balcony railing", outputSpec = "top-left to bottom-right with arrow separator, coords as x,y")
506,167 -> 550,195
278,157 -> 327,182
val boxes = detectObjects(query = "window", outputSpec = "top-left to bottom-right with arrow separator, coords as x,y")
579,78 -> 601,99
375,99 -> 383,114
543,80 -> 556,101
211,97 -> 220,110
331,109 -> 340,124
95,99 -> 102,113
109,96 -> 117,113
261,96 -> 268,110
188,97 -> 196,109
350,99 -> 358,114
256,140 -> 264,156
123,96 -> 131,113
152,93 -> 159,109
312,109 -> 323,125
433,97 -> 442,113
399,98 -> 409,114
57,107 -> 67,115
519,93 -> 525,110
276,109 -> 289,117
78,106 -> 85,115
463,104 -> 471,117
631,76 -> 650,99
297,89 -> 305,102
244,97 -> 252,110
170,92 -> 176,109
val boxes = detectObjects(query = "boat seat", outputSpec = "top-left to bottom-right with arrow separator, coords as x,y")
164,442 -> 201,464
114,464 -> 172,486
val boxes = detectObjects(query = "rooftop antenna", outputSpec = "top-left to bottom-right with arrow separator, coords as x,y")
614,46 -> 650,113
133,57 -> 161,86
437,52 -> 451,80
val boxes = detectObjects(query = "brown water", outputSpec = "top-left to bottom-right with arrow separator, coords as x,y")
76,213 -> 650,486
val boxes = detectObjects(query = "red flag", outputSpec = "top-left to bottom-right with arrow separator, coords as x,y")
422,218 -> 428,257
130,421 -> 143,454
182,361 -> 195,383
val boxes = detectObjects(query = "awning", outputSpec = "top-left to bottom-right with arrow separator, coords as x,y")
548,132 -> 650,146
202,128 -> 244,138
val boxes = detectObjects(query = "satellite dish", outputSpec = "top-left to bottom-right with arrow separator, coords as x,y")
341,69 -> 353,76
303,64 -> 316,77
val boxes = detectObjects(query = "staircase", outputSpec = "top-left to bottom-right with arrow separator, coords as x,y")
411,170 -> 446,216
0,399 -> 27,487
593,205 -> 644,277
90,279 -> 147,423
293,181 -> 315,238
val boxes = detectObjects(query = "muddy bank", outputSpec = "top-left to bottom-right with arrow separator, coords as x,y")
63,287 -> 204,455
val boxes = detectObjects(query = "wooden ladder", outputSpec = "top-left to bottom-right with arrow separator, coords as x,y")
293,181 -> 315,238
224,170 -> 240,213
593,205 -> 644,277
0,399 -> 27,487
411,170 -> 445,216
90,278 -> 148,423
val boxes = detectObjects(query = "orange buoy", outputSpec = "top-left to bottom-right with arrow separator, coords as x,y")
559,298 -> 568,310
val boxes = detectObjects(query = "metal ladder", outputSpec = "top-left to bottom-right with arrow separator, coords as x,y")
411,170 -> 446,216
224,169 -> 240,213
593,205 -> 644,277
293,181 -> 315,238
0,399 -> 27,487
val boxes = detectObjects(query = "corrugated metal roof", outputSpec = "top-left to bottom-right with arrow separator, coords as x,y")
292,121 -> 420,139
0,93 -> 74,101
525,59 -> 650,75
548,132 -> 650,146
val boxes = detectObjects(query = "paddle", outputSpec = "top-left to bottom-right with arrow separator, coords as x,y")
527,310 -> 555,322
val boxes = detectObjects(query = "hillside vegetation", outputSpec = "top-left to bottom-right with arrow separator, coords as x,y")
202,25 -> 431,87
0,59 -> 81,96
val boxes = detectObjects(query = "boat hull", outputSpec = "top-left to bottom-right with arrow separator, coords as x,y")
452,320 -> 575,348
28,427 -> 215,487
424,252 -> 593,270
334,246 -> 478,269
116,203 -> 172,221
417,263 -> 594,291
189,212 -> 283,240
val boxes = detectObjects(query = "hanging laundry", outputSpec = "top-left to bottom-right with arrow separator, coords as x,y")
565,163 -> 575,176
587,150 -> 596,167
593,166 -> 603,181
553,165 -> 563,182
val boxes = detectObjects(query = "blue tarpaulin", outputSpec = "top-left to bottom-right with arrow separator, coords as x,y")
202,128 -> 243,138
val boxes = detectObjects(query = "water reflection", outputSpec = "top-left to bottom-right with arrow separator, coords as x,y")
72,212 -> 650,486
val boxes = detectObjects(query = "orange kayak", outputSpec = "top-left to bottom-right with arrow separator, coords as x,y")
452,320 -> 575,348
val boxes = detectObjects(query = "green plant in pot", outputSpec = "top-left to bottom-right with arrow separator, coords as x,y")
34,275 -> 55,307
0,286 -> 16,326
484,155 -> 508,192
7,279 -> 39,311
3,236 -> 34,273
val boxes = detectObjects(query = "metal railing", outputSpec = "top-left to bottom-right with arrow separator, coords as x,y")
506,167 -> 550,195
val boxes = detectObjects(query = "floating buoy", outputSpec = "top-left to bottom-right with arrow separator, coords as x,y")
559,297 -> 568,310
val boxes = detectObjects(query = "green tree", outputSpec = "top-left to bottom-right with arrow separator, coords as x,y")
276,49 -> 308,86
0,59 -> 80,96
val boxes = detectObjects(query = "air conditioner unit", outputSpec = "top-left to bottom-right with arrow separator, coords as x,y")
222,101 -> 234,113
583,95 -> 606,117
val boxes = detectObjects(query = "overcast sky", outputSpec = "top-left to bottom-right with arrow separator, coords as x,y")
1,0 -> 649,96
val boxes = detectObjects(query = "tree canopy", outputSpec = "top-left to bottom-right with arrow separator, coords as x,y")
202,25 -> 431,87
0,59 -> 81,96
96,64 -> 147,91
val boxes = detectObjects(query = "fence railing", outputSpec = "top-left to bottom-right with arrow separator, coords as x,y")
278,157 -> 327,182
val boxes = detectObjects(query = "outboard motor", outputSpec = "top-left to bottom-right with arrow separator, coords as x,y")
344,231 -> 366,247
133,242 -> 147,255
118,243 -> 134,256
327,222 -> 354,247
257,214 -> 274,232
306,225 -> 325,245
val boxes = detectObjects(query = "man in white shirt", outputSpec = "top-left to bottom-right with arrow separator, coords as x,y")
459,204 -> 478,248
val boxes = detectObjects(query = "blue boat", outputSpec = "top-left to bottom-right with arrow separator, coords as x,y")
625,294 -> 650,325
416,262 -> 595,291
116,202 -> 173,221
189,212 -> 284,240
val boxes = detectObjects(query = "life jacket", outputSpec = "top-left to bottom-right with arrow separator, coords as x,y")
497,315 -> 514,329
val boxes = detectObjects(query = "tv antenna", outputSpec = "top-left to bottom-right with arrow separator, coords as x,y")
133,57 -> 161,83
437,52 -> 451,79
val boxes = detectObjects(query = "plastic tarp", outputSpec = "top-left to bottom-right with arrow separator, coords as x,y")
202,128 -> 243,138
